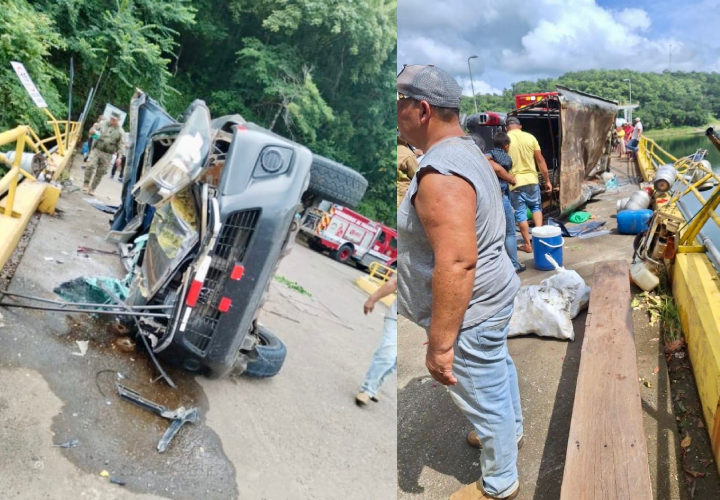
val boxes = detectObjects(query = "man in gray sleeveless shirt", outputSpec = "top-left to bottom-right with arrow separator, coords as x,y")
397,65 -> 522,500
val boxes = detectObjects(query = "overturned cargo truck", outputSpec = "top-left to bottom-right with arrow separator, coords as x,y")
466,86 -> 618,218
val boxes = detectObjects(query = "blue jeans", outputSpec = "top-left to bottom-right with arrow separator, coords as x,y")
361,318 -> 397,396
502,195 -> 521,271
448,303 -> 523,497
509,184 -> 542,223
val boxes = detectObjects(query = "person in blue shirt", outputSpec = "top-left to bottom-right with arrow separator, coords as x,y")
485,133 -> 525,273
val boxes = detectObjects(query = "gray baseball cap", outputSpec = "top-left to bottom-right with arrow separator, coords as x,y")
397,65 -> 462,109
506,116 -> 521,126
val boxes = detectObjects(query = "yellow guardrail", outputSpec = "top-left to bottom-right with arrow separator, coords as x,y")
0,109 -> 81,273
355,261 -> 396,307
367,261 -> 396,284
0,109 -> 81,218
637,135 -> 720,476
637,135 -> 720,251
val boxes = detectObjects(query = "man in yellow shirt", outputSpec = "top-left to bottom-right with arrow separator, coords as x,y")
505,117 -> 552,253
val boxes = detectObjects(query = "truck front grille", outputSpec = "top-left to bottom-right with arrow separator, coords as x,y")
184,209 -> 261,354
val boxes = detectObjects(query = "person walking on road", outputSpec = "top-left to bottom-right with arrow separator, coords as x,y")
83,111 -> 124,195
355,276 -> 398,407
397,64 -> 523,500
505,116 -> 552,254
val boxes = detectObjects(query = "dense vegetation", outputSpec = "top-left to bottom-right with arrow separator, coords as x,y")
461,69 -> 720,131
0,0 -> 397,225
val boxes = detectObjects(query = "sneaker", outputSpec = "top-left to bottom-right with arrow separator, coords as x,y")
515,264 -> 527,274
118,177 -> 123,183
449,479 -> 519,500
110,174 -> 114,179
467,430 -> 524,450
355,392 -> 371,407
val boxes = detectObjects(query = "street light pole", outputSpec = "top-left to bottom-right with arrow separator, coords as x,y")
467,55 -> 478,114
623,78 -> 632,122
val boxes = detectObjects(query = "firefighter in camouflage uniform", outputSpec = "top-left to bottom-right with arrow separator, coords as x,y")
83,111 -> 124,195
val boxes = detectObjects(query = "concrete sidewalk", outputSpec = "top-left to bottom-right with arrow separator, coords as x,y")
397,158 -> 689,500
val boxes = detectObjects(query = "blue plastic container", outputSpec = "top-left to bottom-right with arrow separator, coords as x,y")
617,209 -> 653,235
532,225 -> 564,270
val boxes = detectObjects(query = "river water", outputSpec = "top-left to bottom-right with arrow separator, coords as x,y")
650,132 -> 720,171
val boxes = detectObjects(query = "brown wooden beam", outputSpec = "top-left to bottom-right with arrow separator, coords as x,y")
560,260 -> 653,499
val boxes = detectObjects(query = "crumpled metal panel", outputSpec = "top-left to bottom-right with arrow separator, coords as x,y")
557,86 -> 618,213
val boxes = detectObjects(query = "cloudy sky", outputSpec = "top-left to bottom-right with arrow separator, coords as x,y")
397,0 -> 720,96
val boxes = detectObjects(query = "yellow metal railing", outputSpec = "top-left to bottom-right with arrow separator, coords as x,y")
637,136 -> 678,178
637,136 -> 720,251
0,110 -> 81,217
367,261 -> 396,285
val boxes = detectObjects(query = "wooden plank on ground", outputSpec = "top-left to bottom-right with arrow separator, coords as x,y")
560,260 -> 653,500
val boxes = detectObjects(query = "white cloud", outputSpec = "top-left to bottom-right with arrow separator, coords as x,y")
398,0 -> 714,92
615,8 -> 651,32
458,76 -> 502,96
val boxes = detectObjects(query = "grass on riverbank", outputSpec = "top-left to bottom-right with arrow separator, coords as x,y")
645,122 -> 720,139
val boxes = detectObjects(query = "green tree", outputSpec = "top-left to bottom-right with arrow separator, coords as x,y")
463,69 -> 720,132
0,0 -> 66,133
34,0 -> 196,119
1,0 -> 398,225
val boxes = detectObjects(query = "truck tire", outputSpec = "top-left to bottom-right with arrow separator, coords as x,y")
240,326 -> 287,378
308,238 -> 325,252
331,244 -> 353,263
308,154 -> 368,208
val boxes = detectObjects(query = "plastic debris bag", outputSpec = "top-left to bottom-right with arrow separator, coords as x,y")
508,255 -> 590,340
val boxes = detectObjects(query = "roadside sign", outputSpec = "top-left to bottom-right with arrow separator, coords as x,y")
102,103 -> 127,128
10,61 -> 48,108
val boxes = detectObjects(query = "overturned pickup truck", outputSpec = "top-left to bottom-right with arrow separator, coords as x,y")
466,86 -> 618,218
108,92 -> 367,378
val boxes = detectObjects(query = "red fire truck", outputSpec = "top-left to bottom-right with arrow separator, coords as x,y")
301,202 -> 397,269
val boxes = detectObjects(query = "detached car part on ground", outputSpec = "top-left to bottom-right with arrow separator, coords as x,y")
107,92 -> 367,378
466,86 -> 618,218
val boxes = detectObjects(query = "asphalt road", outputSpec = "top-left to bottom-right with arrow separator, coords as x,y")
0,156 -> 396,500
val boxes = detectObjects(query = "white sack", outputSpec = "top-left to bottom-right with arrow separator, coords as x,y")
508,255 -> 590,341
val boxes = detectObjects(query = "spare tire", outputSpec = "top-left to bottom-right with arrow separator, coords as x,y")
239,326 -> 287,378
308,154 -> 368,208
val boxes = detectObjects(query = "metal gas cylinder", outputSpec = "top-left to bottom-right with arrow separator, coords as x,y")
622,189 -> 652,211
652,164 -> 676,193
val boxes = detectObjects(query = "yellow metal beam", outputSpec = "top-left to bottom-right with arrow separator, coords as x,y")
0,126 -> 30,147
677,245 -> 706,253
355,276 -> 397,307
42,108 -> 65,156
681,188 -> 720,246
672,254 -> 720,476
0,182 -> 48,271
